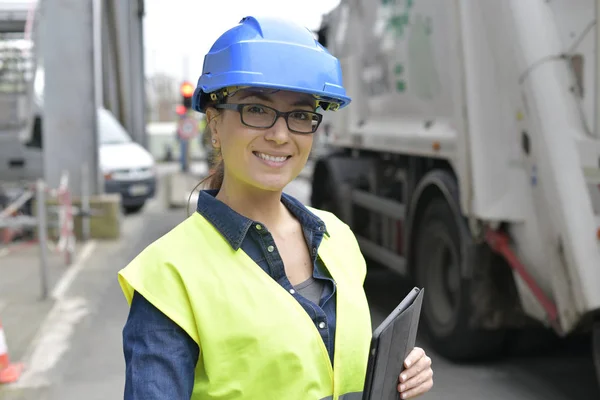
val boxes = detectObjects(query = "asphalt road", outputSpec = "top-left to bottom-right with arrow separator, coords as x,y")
6,174 -> 597,399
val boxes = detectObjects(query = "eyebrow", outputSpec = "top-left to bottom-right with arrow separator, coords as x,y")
237,92 -> 316,109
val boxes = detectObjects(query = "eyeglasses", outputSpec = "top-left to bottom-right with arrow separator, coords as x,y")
214,103 -> 323,134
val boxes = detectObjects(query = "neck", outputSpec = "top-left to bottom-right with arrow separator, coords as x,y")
215,176 -> 287,228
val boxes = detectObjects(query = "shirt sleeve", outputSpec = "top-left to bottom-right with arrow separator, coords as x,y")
123,291 -> 200,400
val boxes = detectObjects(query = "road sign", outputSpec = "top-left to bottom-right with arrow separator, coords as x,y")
178,117 -> 197,140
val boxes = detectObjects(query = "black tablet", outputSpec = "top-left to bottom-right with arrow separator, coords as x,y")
362,287 -> 424,400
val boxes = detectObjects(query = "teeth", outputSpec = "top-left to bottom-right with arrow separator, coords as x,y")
257,152 -> 288,162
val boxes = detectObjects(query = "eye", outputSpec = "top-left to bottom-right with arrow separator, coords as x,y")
246,105 -> 268,114
290,111 -> 311,121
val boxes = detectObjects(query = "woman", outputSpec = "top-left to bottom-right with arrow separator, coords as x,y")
118,15 -> 434,400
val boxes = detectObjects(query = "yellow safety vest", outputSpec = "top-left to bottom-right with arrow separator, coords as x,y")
118,207 -> 372,400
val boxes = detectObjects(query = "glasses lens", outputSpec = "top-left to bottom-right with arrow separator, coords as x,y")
241,104 -> 276,128
288,111 -> 320,133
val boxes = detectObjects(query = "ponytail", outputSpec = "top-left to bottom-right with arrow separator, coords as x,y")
186,122 -> 225,215
204,157 -> 225,190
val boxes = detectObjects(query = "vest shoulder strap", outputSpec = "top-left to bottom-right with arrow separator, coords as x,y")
308,207 -> 367,284
118,214 -> 207,344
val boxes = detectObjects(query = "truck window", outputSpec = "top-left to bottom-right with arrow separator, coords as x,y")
26,115 -> 42,148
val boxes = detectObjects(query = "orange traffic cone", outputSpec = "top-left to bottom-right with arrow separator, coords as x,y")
0,319 -> 23,384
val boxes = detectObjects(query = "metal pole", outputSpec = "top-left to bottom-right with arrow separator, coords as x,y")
596,0 -> 600,137
43,0 -> 100,195
36,180 -> 49,301
81,163 -> 91,241
93,0 -> 103,109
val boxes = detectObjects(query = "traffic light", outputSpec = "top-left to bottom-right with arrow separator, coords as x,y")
176,104 -> 187,116
180,81 -> 194,110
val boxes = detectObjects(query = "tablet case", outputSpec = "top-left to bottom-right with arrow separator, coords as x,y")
362,287 -> 424,400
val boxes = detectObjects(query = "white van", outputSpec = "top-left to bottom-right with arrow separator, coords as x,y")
97,108 -> 157,213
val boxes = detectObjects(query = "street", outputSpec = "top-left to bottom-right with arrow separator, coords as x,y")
1,170 -> 598,400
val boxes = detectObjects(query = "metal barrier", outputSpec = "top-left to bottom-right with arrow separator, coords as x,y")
0,179 -> 50,299
0,165 -> 95,300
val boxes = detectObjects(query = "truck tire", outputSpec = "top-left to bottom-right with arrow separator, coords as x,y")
414,197 -> 505,361
311,165 -> 342,217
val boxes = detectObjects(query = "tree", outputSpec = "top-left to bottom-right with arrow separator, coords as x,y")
146,72 -> 179,122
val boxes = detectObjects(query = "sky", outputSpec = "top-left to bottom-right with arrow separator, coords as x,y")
143,0 -> 342,83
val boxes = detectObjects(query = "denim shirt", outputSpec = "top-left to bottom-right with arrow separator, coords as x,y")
123,190 -> 338,400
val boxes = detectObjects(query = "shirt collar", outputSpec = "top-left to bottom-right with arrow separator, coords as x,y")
196,190 -> 329,250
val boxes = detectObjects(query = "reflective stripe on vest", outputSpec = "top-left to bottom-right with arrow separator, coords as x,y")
118,207 -> 373,399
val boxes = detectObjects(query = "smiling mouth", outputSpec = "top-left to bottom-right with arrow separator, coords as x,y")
253,151 -> 292,163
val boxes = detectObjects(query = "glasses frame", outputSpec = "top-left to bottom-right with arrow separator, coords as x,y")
213,103 -> 323,134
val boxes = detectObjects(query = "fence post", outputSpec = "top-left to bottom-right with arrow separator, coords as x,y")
36,179 -> 49,300
57,170 -> 76,266
81,163 -> 90,241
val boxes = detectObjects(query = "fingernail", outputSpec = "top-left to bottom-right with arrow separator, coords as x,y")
401,394 -> 407,399
400,384 -> 405,391
405,360 -> 411,367
401,374 -> 407,381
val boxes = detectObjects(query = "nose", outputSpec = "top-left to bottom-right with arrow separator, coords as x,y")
264,115 -> 290,145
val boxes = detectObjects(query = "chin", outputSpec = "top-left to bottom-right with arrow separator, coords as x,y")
251,174 -> 295,192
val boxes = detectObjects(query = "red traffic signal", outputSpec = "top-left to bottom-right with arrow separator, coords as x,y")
176,104 -> 187,116
180,81 -> 194,98
180,81 -> 194,109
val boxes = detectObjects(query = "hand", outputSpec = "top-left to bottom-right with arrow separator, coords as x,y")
397,347 -> 433,399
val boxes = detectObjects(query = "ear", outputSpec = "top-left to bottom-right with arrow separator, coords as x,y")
206,107 -> 220,131
205,107 -> 221,147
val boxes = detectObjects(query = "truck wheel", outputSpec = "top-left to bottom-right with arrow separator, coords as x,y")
414,197 -> 505,361
311,166 -> 342,216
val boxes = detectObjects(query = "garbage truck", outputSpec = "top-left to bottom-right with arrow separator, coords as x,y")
310,0 -> 600,379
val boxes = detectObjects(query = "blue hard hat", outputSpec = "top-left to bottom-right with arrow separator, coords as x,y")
191,16 -> 351,113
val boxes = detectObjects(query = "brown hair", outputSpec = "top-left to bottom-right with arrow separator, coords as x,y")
186,111 -> 224,215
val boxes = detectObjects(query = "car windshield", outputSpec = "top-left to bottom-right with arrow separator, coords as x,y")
98,109 -> 132,145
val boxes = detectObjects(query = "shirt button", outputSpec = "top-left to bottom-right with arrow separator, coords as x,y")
318,225 -> 324,232
255,224 -> 262,230
318,321 -> 326,329
312,247 -> 317,255
289,289 -> 296,295
267,245 -> 275,253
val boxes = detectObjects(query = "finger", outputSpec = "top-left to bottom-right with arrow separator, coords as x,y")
400,354 -> 432,383
404,347 -> 425,369
398,376 -> 433,399
399,367 -> 433,392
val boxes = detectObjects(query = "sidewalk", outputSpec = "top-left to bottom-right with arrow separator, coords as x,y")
0,235 -> 92,399
0,240 -> 85,360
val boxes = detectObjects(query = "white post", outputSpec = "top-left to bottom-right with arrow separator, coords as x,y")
36,180 -> 49,300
